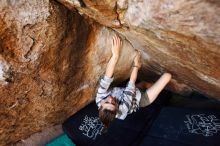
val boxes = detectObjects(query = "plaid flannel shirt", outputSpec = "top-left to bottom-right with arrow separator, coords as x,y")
96,75 -> 141,120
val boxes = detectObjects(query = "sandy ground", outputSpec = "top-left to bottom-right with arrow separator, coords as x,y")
14,125 -> 64,146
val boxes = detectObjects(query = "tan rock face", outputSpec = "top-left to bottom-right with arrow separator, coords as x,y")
57,0 -> 120,27
0,1 -> 136,145
58,0 -> 220,98
1,0 -> 220,145
0,0 -> 93,145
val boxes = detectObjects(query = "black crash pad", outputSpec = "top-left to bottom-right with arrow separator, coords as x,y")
62,102 -> 161,146
62,102 -> 103,146
140,107 -> 220,146
62,90 -> 171,146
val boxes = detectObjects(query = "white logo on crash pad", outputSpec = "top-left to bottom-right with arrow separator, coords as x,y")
79,115 -> 104,140
184,114 -> 220,136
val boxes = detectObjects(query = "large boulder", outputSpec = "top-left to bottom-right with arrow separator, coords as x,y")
0,0 -> 220,145
58,0 -> 220,99
0,0 -> 137,145
0,0 -> 88,145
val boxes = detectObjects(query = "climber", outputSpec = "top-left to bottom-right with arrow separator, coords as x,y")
96,34 -> 172,129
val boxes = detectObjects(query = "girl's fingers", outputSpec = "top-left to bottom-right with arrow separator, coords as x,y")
112,34 -> 121,47
118,37 -> 121,46
116,35 -> 121,46
112,35 -> 115,46
114,35 -> 117,46
135,51 -> 138,57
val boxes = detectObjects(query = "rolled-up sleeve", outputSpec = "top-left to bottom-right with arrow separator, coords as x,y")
96,75 -> 113,108
116,81 -> 136,120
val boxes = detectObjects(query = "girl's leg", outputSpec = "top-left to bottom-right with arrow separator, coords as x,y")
146,73 -> 171,104
136,73 -> 171,107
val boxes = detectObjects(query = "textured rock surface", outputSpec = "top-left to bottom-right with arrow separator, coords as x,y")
1,0 -> 220,145
58,0 -> 220,98
0,0 -> 90,145
0,1 -> 136,145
